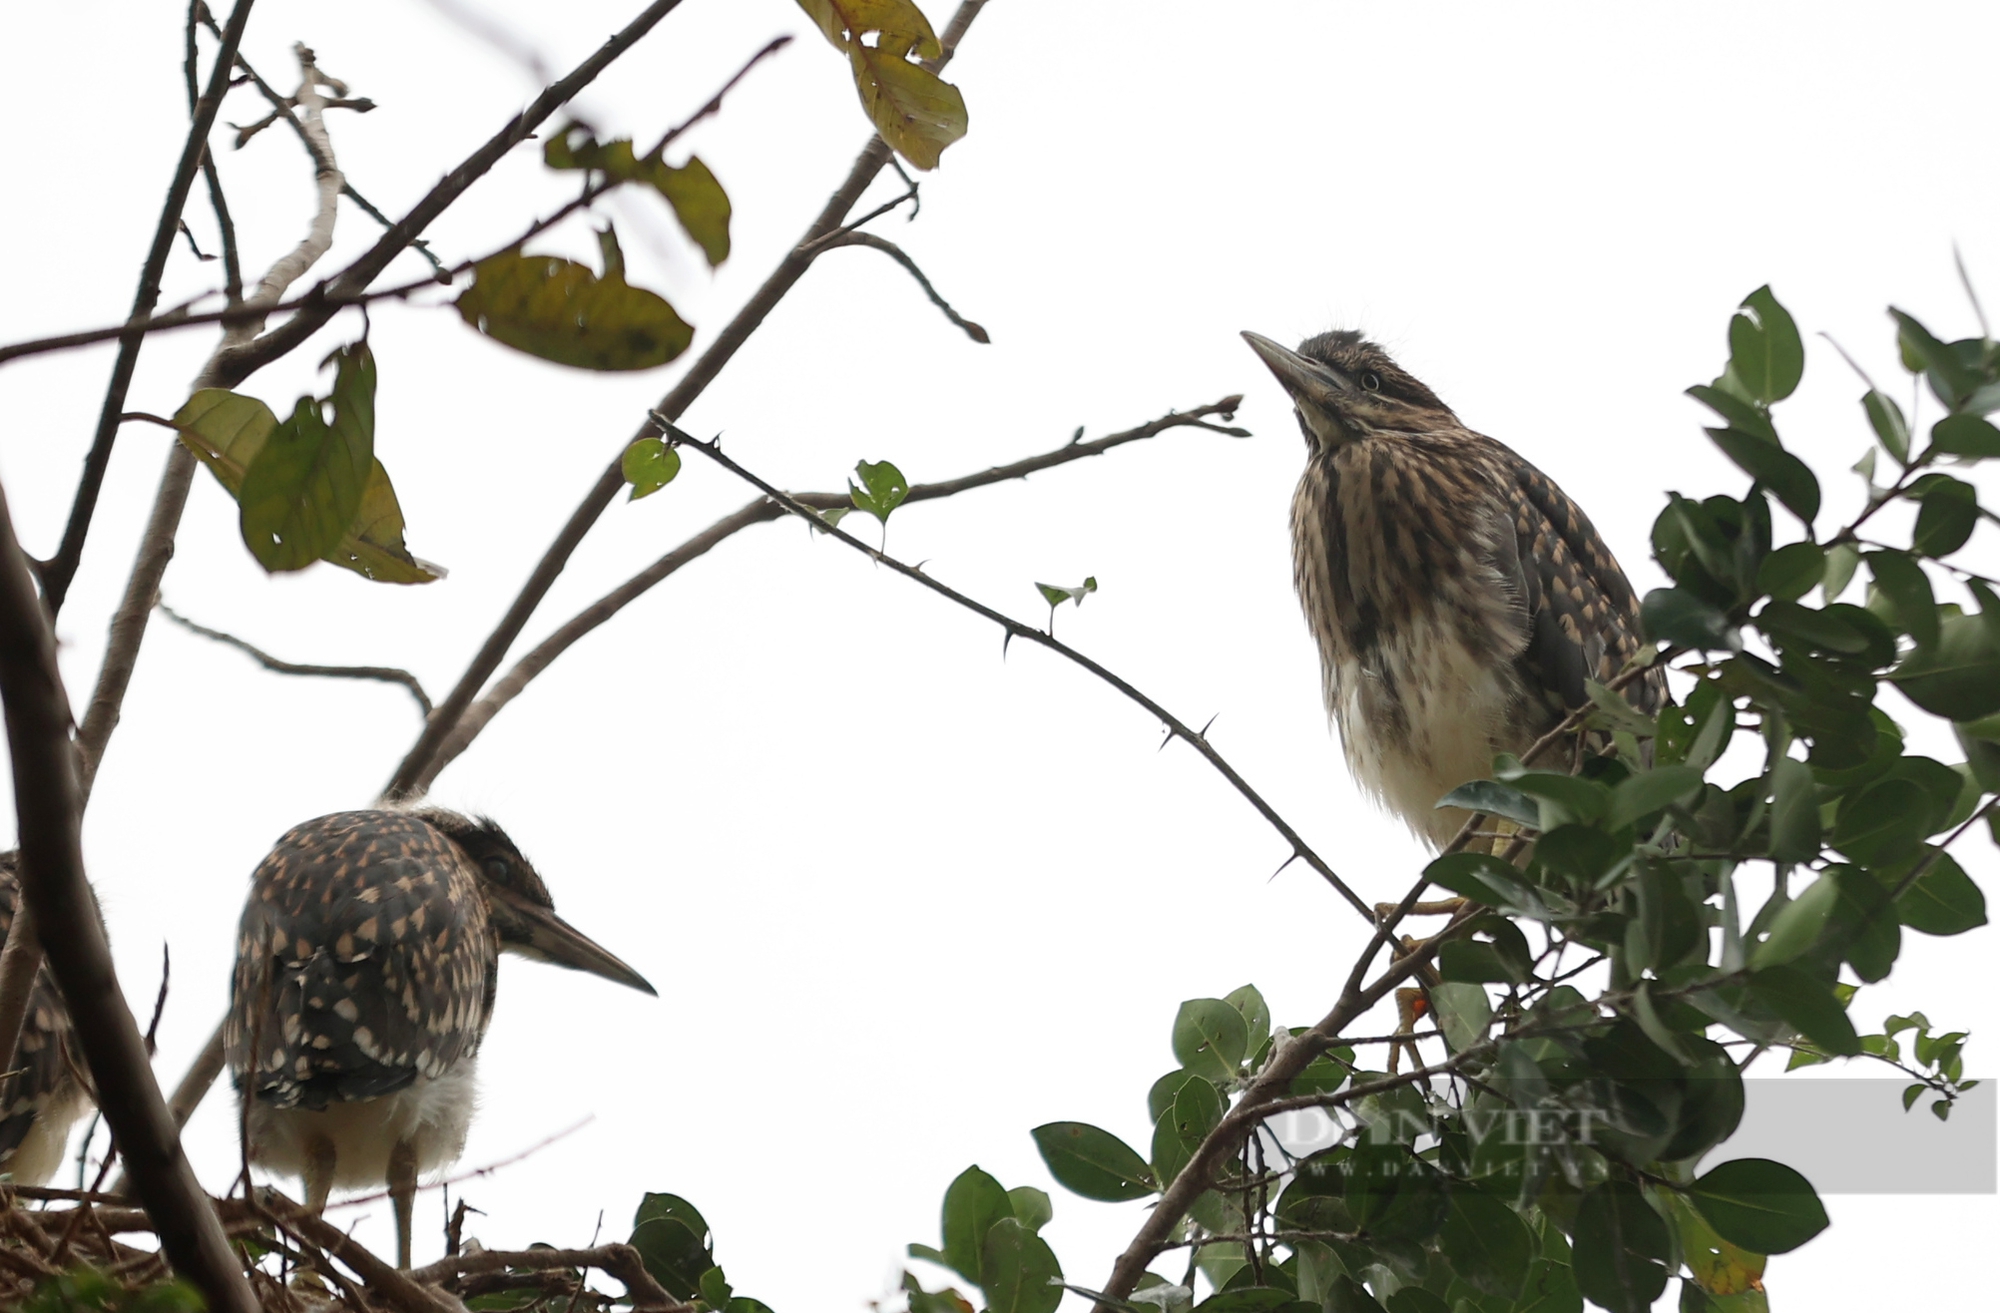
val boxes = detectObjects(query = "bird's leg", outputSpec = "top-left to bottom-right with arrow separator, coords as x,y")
389,1137 -> 418,1269
1374,898 -> 1469,919
303,1136 -> 336,1215
1384,934 -> 1445,1076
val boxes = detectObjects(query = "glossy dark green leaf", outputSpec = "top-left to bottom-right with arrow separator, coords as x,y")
1030,1123 -> 1156,1201
622,437 -> 682,500
1423,851 -> 1534,905
1828,866 -> 1899,982
1912,478 -> 1978,557
1431,982 -> 1493,1053
1687,384 -> 1777,443
1821,541 -> 1860,603
1866,550 -> 1938,649
941,1166 -> 1012,1284
1172,998 -> 1249,1081
849,458 -> 910,524
1765,757 -> 1821,864
1726,287 -> 1804,404
1955,712 -> 2000,791
1190,1290 -> 1293,1313
980,1218 -> 1062,1313
1502,770 -> 1611,828
1147,1069 -> 1205,1124
1747,966 -> 1860,1055
1756,541 -> 1823,603
1890,308 -> 1977,407
1510,1259 -> 1582,1313
1686,1158 -> 1828,1254
1831,777 -> 1929,865
1605,765 -> 1703,831
1863,390 -> 1911,464
1706,427 -> 1819,525
1889,611 -> 2000,719
1892,849 -> 1988,935
1225,984 -> 1270,1048
630,1193 -> 713,1300
1439,1188 -> 1532,1298
1642,587 -> 1742,652
1383,1291 -> 1448,1313
1435,779 -> 1541,828
1929,413 -> 2000,458
1571,1181 -> 1669,1313
699,1265 -> 732,1309
1343,1142 -> 1447,1241
1008,1186 -> 1052,1234
1756,598 -> 1887,657
457,249 -> 692,370
238,342 -> 376,572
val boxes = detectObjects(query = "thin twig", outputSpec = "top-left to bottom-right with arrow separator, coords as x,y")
808,231 -> 988,342
379,0 -> 992,802
668,425 -> 1375,923
411,1245 -> 685,1311
158,602 -> 433,716
37,0 -> 254,615
414,397 -> 1248,792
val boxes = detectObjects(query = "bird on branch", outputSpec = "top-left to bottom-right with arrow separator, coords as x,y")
226,808 -> 654,1267
1242,329 -> 1665,850
0,852 -> 90,1185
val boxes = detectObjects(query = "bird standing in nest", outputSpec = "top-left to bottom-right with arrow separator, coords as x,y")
226,808 -> 654,1267
0,852 -> 91,1185
1242,329 -> 1664,850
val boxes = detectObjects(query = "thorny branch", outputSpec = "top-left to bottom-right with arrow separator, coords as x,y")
159,602 -> 433,716
666,425 -> 1377,924
413,397 -> 1249,793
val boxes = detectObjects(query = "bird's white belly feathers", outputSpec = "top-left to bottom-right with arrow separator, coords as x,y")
248,1057 -> 479,1190
1333,610 -> 1520,849
2,1084 -> 90,1186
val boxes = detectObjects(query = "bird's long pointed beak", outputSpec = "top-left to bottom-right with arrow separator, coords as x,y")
1241,331 -> 1351,402
497,890 -> 657,996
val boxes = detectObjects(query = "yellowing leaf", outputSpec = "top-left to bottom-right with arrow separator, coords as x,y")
324,460 -> 444,584
174,388 -> 277,493
795,0 -> 967,170
457,250 -> 693,371
654,156 -> 731,266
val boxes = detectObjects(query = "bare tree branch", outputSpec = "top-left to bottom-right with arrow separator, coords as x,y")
810,230 -> 989,342
38,0 -> 254,615
0,481 -> 256,1313
412,1245 -> 686,1311
380,0 -> 994,802
667,423 -> 1375,924
414,398 -> 1249,793
158,601 -> 433,715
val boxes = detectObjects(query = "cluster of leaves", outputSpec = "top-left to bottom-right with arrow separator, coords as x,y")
626,1192 -> 776,1313
794,0 -> 969,170
904,1166 -> 1062,1313
848,286 -> 1993,1313
174,340 -> 440,582
21,1270 -> 201,1313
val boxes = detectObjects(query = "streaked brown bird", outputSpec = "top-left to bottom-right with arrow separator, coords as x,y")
0,852 -> 91,1184
226,808 -> 654,1267
1243,329 -> 1664,849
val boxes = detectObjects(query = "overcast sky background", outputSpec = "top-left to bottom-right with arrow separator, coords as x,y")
0,1 -> 1995,1308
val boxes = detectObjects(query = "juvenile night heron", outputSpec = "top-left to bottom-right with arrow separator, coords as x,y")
0,852 -> 90,1184
1242,330 -> 1665,849
226,808 -> 653,1267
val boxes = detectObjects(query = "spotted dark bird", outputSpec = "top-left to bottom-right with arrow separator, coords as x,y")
1243,330 -> 1664,848
226,808 -> 654,1266
0,852 -> 91,1185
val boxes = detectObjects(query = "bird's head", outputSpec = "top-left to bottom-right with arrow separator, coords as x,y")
1241,330 -> 1454,449
417,808 -> 657,997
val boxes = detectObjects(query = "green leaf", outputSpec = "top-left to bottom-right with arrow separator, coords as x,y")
1912,477 -> 1978,558
622,437 -> 682,500
1189,1290 -> 1293,1313
1030,1123 -> 1156,1202
849,458 -> 910,524
1439,1188 -> 1532,1298
1224,985 -> 1270,1049
173,387 -> 276,493
456,247 -> 693,370
795,0 -> 967,169
1642,587 -> 1742,652
1750,875 -> 1838,970
1571,1181 -> 1669,1313
1765,757 -> 1821,864
1929,413 -> 2000,458
1830,777 -> 1930,865
1687,384 -> 1777,443
1828,866 -> 1899,983
1756,541 -> 1823,603
653,155 -> 732,266
1747,966 -> 1860,1055
1007,1186 -> 1052,1234
1434,779 -> 1541,828
1863,390 -> 1911,464
1865,550 -> 1938,649
630,1193 -> 712,1301
979,1218 -> 1062,1313
1726,287 -> 1805,404
940,1166 -> 1012,1285
238,343 -> 376,572
1706,427 -> 1819,525
699,1266 -> 732,1309
1606,765 -> 1703,832
1431,982 -> 1493,1054
1893,849 -> 1988,935
1036,577 -> 1098,610
1890,308 -> 1977,407
1150,1077 -> 1222,1190
1510,1259 -> 1582,1313
1172,998 -> 1249,1081
1821,541 -> 1861,603
1686,1159 -> 1828,1255
1890,609 -> 2000,719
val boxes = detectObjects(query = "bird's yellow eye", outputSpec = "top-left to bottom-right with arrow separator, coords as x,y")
1360,370 -> 1382,392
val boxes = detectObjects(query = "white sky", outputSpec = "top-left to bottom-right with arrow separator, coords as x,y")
1,1 -> 1995,1308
